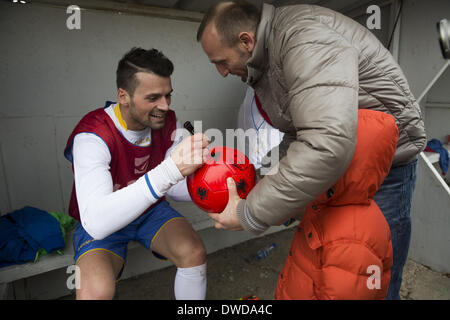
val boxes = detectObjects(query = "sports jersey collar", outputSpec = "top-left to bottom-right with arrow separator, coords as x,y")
114,103 -> 128,131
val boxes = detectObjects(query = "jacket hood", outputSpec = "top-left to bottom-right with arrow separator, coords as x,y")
312,109 -> 398,207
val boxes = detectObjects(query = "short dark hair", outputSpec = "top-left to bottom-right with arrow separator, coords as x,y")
116,47 -> 174,96
196,1 -> 260,47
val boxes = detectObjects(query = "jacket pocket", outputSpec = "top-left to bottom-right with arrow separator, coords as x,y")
303,220 -> 322,250
300,218 -> 324,269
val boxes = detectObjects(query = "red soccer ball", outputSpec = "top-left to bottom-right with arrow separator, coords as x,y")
187,146 -> 256,213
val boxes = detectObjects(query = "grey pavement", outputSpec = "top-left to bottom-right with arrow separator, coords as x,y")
60,227 -> 450,300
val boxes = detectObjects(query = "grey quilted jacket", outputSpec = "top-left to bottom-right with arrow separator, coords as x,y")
236,3 -> 426,234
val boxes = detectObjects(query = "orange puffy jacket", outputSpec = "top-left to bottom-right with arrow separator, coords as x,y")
275,109 -> 398,300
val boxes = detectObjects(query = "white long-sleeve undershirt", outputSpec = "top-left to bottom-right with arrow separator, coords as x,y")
71,107 -> 190,240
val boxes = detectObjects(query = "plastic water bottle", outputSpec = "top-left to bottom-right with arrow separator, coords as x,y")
255,243 -> 277,260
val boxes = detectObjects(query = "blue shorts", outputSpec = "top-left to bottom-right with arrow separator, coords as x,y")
73,201 -> 184,276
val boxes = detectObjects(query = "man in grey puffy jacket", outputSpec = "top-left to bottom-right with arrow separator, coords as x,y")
198,1 -> 426,300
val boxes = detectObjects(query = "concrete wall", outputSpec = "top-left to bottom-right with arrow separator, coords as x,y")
423,66 -> 450,181
397,0 -> 450,100
424,67 -> 450,144
397,0 -> 450,272
0,1 -> 246,216
410,154 -> 450,274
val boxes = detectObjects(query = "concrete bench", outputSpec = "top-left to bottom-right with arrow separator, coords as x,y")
0,230 -> 149,299
0,201 -> 205,298
0,200 -> 293,299
0,230 -> 75,299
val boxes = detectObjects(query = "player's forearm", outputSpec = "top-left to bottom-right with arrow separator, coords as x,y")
145,155 -> 184,199
80,156 -> 184,239
166,178 -> 192,201
80,177 -> 153,240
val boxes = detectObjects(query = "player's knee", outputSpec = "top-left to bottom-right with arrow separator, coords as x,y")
77,277 -> 115,300
175,233 -> 206,267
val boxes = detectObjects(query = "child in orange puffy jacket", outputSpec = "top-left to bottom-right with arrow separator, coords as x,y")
275,109 -> 397,300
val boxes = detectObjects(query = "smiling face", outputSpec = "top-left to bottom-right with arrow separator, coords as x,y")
118,72 -> 173,131
200,22 -> 253,82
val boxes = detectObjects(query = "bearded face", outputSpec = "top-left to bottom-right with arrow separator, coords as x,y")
121,72 -> 173,131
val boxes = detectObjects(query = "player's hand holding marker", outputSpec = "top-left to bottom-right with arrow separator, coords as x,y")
170,133 -> 210,177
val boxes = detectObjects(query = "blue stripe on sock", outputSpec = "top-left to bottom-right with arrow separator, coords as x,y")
145,173 -> 160,200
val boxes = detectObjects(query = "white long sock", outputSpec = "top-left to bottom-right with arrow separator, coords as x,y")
174,263 -> 207,300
